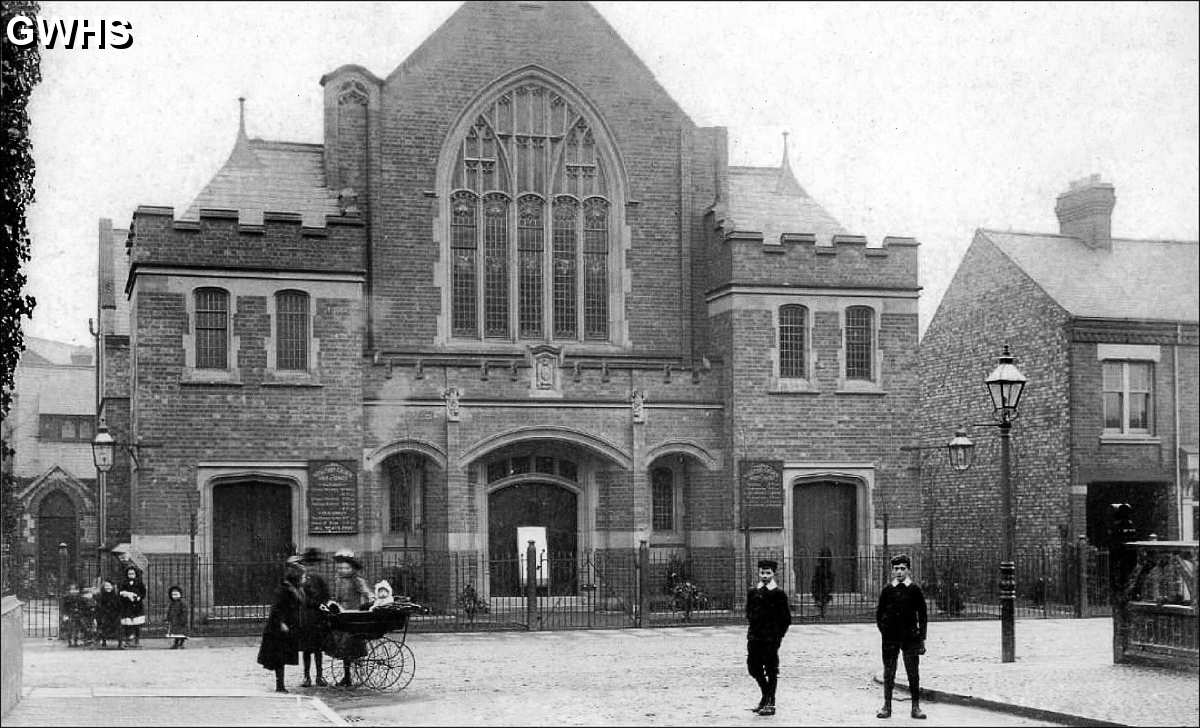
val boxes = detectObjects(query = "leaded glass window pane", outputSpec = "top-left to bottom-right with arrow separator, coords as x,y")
845,306 -> 874,380
779,304 -> 807,379
276,290 -> 308,371
387,454 -> 423,533
483,193 -> 510,338
583,198 -> 608,340
652,467 -> 674,531
553,197 -> 578,338
451,192 -> 478,337
195,288 -> 228,369
518,196 -> 544,338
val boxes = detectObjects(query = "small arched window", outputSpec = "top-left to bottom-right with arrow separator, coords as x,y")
194,288 -> 229,369
779,304 -> 808,379
652,467 -> 675,531
845,306 -> 875,381
386,453 -> 424,534
275,290 -> 309,371
446,79 -> 617,343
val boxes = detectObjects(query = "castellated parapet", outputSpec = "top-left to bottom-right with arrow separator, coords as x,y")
127,206 -> 367,274
710,227 -> 919,292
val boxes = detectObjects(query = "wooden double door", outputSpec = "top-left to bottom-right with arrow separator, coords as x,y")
793,480 -> 859,593
212,481 -> 293,605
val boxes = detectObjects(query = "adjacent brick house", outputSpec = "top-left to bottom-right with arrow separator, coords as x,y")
97,1 -> 922,609
920,176 -> 1199,561
3,336 -> 97,594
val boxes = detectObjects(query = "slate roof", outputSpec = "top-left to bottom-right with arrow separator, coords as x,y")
981,229 -> 1200,322
20,336 -> 93,367
182,133 -> 339,227
725,164 -> 848,244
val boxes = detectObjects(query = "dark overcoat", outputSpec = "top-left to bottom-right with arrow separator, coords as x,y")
875,580 -> 928,643
256,578 -> 304,670
746,585 -> 792,642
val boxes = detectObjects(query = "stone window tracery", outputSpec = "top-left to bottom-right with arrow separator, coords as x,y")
447,80 -> 615,343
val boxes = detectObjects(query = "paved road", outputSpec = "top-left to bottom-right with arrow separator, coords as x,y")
15,625 -> 1060,726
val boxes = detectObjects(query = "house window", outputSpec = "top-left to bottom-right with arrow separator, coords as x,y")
275,290 -> 309,371
652,467 -> 675,531
39,415 -> 93,442
387,453 -> 424,533
194,288 -> 229,369
779,304 -> 808,379
446,79 -> 616,343
845,306 -> 874,381
1103,361 -> 1153,434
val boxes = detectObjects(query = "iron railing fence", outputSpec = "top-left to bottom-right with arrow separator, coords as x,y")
16,544 -> 1118,639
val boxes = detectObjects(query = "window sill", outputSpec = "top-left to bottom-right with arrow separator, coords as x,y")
650,535 -> 686,547
771,378 -> 819,394
264,370 -> 323,387
1100,434 -> 1161,445
835,385 -> 887,396
181,368 -> 242,386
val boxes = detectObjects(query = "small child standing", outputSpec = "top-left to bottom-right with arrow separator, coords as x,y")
60,583 -> 84,647
95,579 -> 122,648
165,585 -> 188,649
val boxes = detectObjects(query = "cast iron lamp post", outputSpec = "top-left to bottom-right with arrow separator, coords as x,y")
985,346 -> 1027,664
91,424 -> 140,559
901,431 -> 975,590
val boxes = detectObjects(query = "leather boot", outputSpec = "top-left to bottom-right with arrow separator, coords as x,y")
910,701 -> 926,720
876,701 -> 892,719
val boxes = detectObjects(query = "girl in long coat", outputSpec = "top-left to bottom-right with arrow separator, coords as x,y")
117,566 -> 147,648
296,548 -> 331,687
257,558 -> 305,692
165,585 -> 189,649
95,579 -> 122,647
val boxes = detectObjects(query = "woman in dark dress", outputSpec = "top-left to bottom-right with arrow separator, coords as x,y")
256,557 -> 305,693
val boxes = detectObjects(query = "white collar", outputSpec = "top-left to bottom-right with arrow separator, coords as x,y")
760,580 -> 778,591
893,576 -> 913,587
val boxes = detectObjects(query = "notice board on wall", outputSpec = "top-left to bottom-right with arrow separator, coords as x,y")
307,460 -> 359,534
740,459 -> 784,529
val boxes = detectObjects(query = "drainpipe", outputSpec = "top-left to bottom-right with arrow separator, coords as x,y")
1174,324 -> 1183,539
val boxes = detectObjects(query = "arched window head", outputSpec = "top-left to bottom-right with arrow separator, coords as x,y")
445,77 -> 620,344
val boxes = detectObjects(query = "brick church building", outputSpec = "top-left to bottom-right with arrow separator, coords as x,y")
96,1 -> 921,609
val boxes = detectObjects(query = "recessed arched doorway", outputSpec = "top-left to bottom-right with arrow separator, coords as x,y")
212,480 -> 293,605
37,490 -> 77,593
793,479 -> 859,593
488,481 -> 578,596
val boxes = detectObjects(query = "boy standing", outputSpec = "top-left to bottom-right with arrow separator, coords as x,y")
875,554 -> 928,719
745,559 -> 792,716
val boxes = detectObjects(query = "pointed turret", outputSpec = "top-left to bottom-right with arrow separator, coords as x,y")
224,96 -> 264,170
775,131 -> 807,197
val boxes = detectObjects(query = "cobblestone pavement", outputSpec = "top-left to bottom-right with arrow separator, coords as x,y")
10,618 -> 1198,726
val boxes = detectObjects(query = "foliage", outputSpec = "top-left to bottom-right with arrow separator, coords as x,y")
457,582 -> 489,621
1,0 -> 40,417
1,1 -> 41,576
663,556 -> 708,620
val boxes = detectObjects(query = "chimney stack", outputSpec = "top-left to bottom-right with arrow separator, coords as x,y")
1055,174 -> 1115,251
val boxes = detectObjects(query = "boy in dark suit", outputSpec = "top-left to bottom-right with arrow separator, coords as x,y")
875,553 -> 928,719
745,559 -> 792,716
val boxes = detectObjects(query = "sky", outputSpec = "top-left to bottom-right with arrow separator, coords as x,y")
20,1 -> 1200,347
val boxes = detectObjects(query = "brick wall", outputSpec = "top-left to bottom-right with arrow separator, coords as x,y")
920,232 -> 1074,556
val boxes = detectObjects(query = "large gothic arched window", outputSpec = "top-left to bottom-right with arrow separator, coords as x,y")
446,79 -> 617,343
